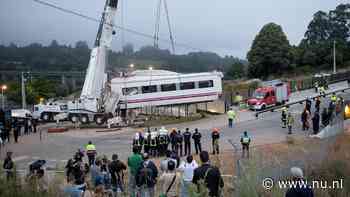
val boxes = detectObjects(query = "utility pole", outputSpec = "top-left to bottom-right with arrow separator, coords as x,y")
333,40 -> 336,74
21,72 -> 27,109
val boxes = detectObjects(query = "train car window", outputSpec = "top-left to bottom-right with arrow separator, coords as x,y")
122,87 -> 139,96
180,82 -> 195,90
198,80 -> 214,88
142,85 -> 158,94
161,83 -> 177,92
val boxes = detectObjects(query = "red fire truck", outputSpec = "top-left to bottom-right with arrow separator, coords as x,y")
247,80 -> 290,110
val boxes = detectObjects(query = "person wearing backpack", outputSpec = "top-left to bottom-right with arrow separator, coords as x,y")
136,153 -> 158,197
159,160 -> 180,197
3,151 -> 14,180
109,154 -> 127,193
192,151 -> 224,197
179,155 -> 198,197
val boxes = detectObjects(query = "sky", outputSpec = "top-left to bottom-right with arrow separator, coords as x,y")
0,0 -> 348,59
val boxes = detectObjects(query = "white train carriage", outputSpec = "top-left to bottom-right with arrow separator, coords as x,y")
111,70 -> 223,109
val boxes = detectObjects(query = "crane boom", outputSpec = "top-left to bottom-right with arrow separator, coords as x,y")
81,0 -> 118,99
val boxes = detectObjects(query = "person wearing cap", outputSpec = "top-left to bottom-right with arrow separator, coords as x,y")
227,107 -> 236,128
85,141 -> 97,166
211,128 -> 220,155
3,151 -> 14,180
159,160 -> 180,197
192,128 -> 202,155
192,151 -> 224,197
240,131 -> 251,158
183,128 -> 192,156
285,167 -> 314,197
136,153 -> 158,197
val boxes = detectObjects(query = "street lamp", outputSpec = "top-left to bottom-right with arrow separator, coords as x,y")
148,66 -> 153,71
129,64 -> 134,68
1,85 -> 7,109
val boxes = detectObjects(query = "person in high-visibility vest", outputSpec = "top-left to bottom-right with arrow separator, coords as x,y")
149,128 -> 158,157
319,86 -> 326,97
281,107 -> 288,128
227,107 -> 236,128
240,131 -> 251,158
331,93 -> 337,103
86,141 -> 97,166
287,112 -> 294,134
143,129 -> 151,154
158,126 -> 169,156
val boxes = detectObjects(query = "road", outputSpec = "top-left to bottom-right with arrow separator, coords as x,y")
1,81 -> 349,171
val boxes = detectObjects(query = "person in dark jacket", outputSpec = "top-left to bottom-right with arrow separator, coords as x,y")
169,129 -> 177,152
285,167 -> 314,197
211,128 -> 220,155
109,154 -> 127,192
136,153 -> 158,197
192,128 -> 202,155
312,111 -> 320,135
176,130 -> 183,156
183,128 -> 192,156
13,119 -> 21,143
3,151 -> 14,180
315,97 -> 321,112
321,108 -> 329,127
192,151 -> 224,197
305,98 -> 312,112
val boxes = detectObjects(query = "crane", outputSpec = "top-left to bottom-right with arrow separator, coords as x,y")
153,0 -> 175,53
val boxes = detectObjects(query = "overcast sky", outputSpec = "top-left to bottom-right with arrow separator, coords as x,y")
0,0 -> 348,58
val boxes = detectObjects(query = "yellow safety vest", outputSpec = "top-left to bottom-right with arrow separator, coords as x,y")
227,110 -> 236,120
331,95 -> 337,102
86,144 -> 96,151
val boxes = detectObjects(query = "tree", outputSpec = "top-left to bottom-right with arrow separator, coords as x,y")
226,62 -> 245,79
247,23 -> 292,79
75,41 -> 89,50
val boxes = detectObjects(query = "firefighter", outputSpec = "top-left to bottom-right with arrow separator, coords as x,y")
143,129 -> 151,154
240,131 -> 251,158
287,112 -> 294,134
281,107 -> 288,128
149,128 -> 158,157
211,128 -> 220,155
183,128 -> 192,156
86,141 -> 97,166
192,128 -> 202,155
133,130 -> 144,153
176,130 -> 184,156
158,126 -> 169,156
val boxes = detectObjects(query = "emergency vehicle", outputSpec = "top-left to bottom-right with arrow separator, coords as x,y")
247,80 -> 290,110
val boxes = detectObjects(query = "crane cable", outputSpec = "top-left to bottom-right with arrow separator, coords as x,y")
153,0 -> 162,49
163,0 -> 176,54
31,0 -> 201,52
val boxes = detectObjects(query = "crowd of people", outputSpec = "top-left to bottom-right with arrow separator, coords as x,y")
0,109 -> 38,145
281,93 -> 344,135
61,142 -> 225,197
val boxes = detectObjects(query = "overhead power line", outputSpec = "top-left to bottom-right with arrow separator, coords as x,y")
32,0 -> 202,52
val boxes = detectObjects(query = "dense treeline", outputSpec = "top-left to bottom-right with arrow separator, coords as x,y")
247,4 -> 350,79
0,41 -> 244,79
